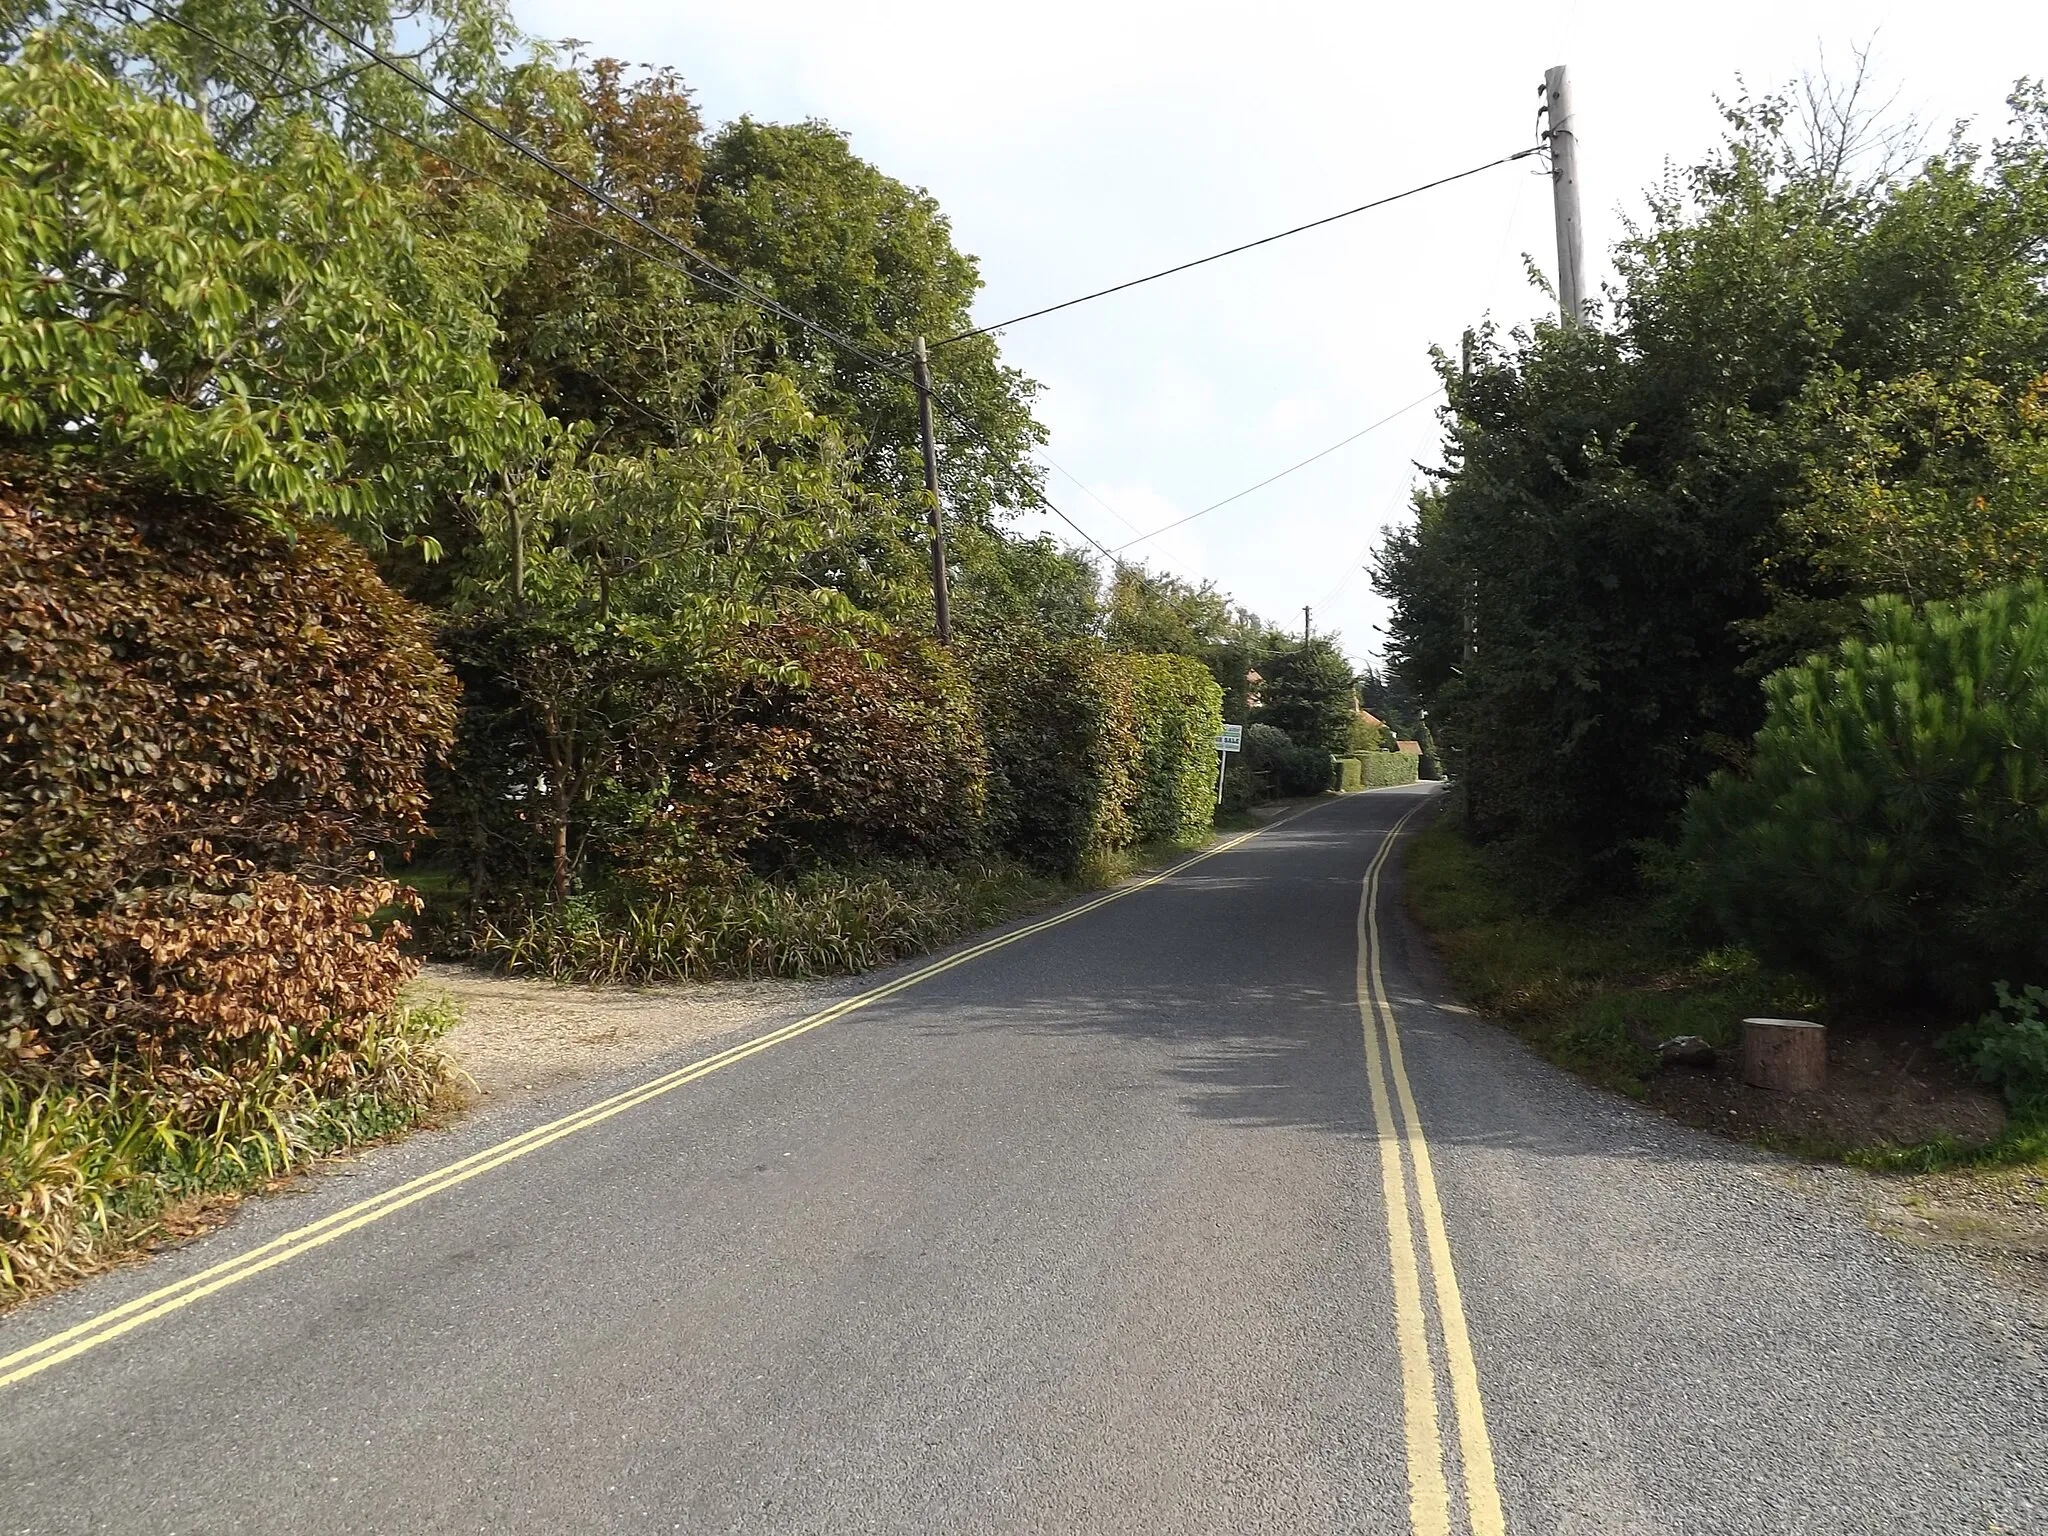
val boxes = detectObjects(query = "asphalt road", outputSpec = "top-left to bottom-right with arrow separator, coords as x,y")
2,783 -> 2043,1534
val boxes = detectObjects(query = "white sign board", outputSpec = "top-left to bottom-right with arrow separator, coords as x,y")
1215,724 -> 1243,753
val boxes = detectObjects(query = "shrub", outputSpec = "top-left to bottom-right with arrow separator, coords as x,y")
1335,756 -> 1365,793
1944,982 -> 2048,1118
1347,714 -> 1397,754
0,464 -> 454,1100
1681,584 -> 2048,1003
470,859 -> 1062,983
969,638 -> 1139,874
1241,723 -> 1331,798
1126,653 -> 1224,842
754,630 -> 989,864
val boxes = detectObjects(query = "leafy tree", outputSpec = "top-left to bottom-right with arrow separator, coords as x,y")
696,118 -> 1046,528
1255,640 -> 1356,755
0,41 -> 547,542
1376,76 -> 2048,875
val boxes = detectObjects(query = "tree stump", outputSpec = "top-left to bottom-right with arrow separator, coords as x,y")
1741,1018 -> 1826,1092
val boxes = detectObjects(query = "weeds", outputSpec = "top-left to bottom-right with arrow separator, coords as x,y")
1,996 -> 456,1304
466,842 -> 1212,986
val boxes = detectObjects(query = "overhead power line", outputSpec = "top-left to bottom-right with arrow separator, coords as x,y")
936,149 -> 1543,347
1112,388 -> 1443,553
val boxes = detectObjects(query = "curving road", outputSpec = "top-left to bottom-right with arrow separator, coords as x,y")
1,784 -> 2043,1534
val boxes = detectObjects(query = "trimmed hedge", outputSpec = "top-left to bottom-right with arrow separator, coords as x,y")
1334,755 -> 1364,792
0,464 -> 453,1097
969,640 -> 1220,875
1128,654 -> 1226,842
1336,752 -> 1420,790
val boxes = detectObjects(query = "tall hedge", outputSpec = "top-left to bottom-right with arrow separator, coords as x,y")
969,640 -> 1220,874
969,639 -> 1135,874
1681,584 -> 2048,1004
1127,654 -> 1225,842
759,631 -> 989,864
0,466 -> 455,1091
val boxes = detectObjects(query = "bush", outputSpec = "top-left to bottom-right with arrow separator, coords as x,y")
1127,654 -> 1225,842
1,466 -> 456,1089
470,859 -> 1062,983
1241,723 -> 1331,798
1681,584 -> 2048,1003
969,638 -> 1139,874
1335,756 -> 1365,792
1944,982 -> 2048,1118
1346,714 -> 1397,754
755,630 -> 988,864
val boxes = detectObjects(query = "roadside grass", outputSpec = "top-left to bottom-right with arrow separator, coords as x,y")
0,996 -> 460,1308
462,834 -> 1224,987
1402,811 -> 2047,1174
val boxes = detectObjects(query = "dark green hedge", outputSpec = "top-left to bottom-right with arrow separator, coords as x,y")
969,640 -> 1221,875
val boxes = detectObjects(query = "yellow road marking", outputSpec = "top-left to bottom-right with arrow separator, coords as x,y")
2,804 -> 1340,1393
1357,794 -> 1507,1534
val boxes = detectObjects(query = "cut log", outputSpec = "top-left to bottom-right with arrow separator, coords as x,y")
1741,1018 -> 1826,1092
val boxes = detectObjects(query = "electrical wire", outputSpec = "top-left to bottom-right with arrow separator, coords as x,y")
1112,388 -> 1443,553
936,149 -> 1543,347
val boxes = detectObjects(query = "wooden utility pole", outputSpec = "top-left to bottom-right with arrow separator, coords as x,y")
1542,65 -> 1587,327
911,337 -> 952,645
1302,606 -> 1312,646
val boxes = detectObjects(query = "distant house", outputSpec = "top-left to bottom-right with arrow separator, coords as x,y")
1244,668 -> 1263,711
1358,709 -> 1386,729
1394,739 -> 1422,756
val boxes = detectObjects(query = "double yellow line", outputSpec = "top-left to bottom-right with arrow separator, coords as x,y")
0,816 -> 1308,1393
1357,800 -> 1506,1536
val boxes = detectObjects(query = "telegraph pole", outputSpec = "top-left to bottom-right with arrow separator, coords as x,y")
911,338 -> 953,645
1542,65 -> 1587,327
1302,606 -> 1312,646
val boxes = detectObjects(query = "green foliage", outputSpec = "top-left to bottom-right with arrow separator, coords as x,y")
0,42 -> 547,542
1334,756 -> 1364,793
1378,82 -> 2048,873
1240,723 -> 1331,799
1945,983 -> 2048,1117
1358,753 -> 1420,789
1346,714 -> 1396,753
949,524 -> 1100,646
969,639 -> 1138,875
1682,584 -> 2048,1004
1126,654 -> 1225,842
1105,563 -> 1233,657
1254,640 -> 1356,754
696,117 -> 1044,529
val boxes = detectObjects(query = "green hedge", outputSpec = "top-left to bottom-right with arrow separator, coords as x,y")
969,641 -> 1221,875
1338,752 -> 1420,790
1128,653 -> 1225,842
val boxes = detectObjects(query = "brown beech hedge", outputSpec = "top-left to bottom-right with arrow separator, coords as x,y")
0,464 -> 455,1097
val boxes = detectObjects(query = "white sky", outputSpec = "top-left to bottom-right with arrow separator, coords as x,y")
516,0 -> 2048,669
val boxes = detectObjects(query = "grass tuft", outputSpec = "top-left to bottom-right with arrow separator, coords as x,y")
1,996 -> 457,1305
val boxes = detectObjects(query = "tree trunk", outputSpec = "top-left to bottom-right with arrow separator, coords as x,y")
1742,1018 -> 1826,1092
